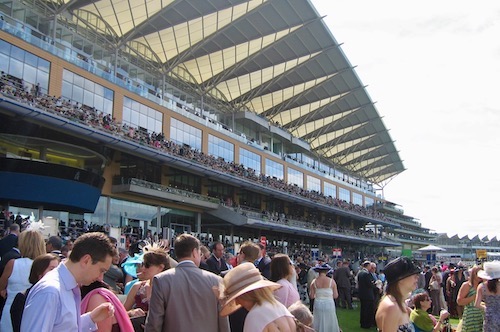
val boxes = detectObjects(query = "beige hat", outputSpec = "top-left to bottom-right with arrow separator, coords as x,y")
216,262 -> 281,316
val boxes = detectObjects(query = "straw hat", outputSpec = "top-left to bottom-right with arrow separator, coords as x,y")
478,261 -> 500,280
216,262 -> 281,316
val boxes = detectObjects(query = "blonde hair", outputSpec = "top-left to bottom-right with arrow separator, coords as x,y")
200,245 -> 210,256
288,301 -> 313,327
237,287 -> 277,306
469,265 -> 482,286
18,230 -> 46,260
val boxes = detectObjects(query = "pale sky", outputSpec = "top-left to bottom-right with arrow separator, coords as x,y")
312,1 -> 500,239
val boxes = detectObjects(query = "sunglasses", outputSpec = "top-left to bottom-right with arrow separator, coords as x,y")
142,262 -> 151,268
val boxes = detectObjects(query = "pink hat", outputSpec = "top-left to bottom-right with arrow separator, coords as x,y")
215,262 -> 281,316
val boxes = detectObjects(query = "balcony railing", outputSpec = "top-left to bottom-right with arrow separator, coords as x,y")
113,177 -> 220,205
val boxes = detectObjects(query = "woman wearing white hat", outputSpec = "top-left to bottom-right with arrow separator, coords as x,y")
475,261 -> 500,332
216,262 -> 297,332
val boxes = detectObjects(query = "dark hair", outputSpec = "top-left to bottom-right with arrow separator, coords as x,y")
29,253 -> 60,284
258,243 -> 265,250
47,236 -> 63,250
487,279 -> 498,293
239,241 -> 260,262
81,280 -> 110,299
412,292 -> 430,309
385,281 -> 405,312
69,232 -> 115,264
9,224 -> 20,232
143,247 -> 170,271
211,241 -> 223,252
174,234 -> 200,259
270,253 -> 292,282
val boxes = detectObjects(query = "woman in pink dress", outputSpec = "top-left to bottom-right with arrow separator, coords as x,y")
270,254 -> 300,307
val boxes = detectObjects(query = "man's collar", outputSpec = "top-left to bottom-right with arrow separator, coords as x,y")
177,260 -> 196,266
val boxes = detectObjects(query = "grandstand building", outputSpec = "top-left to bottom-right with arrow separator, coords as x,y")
0,0 -> 440,257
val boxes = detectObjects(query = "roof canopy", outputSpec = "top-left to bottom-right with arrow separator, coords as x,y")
417,245 -> 446,252
38,0 -> 405,183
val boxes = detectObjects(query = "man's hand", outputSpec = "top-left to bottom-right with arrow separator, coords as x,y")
90,302 -> 115,323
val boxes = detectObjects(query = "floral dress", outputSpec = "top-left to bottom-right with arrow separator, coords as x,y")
483,287 -> 500,332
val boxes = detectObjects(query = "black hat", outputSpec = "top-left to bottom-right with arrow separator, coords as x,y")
385,257 -> 421,284
313,263 -> 332,272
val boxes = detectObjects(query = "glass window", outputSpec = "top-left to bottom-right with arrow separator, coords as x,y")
38,58 -> 50,73
84,79 -> 94,93
265,158 -> 284,180
0,41 -> 51,93
24,52 -> 38,67
73,74 -> 84,87
9,58 -> 23,77
37,71 -> 49,93
130,110 -> 139,124
288,168 -> 303,188
10,46 -> 25,63
94,84 -> 104,97
94,94 -> 104,111
339,187 -> 350,202
62,69 -> 114,115
324,182 -> 336,198
353,192 -> 363,206
0,53 -> 8,73
83,89 -> 94,106
170,118 -> 201,150
208,134 -> 234,162
365,197 -> 374,208
0,39 -> 11,55
307,175 -> 320,192
72,86 -> 83,103
240,148 -> 261,174
22,64 -> 36,83
84,197 -> 171,228
63,69 -> 73,82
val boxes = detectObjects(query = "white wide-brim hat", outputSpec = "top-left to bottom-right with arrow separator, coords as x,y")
215,262 -> 281,316
478,261 -> 500,280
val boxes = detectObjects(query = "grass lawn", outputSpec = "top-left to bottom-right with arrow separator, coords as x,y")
336,301 -> 460,332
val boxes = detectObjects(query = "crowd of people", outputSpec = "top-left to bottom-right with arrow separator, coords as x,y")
1,221 -> 500,331
1,75 -> 390,226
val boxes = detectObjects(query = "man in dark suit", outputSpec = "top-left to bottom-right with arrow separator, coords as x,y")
206,242 -> 229,276
255,243 -> 271,280
357,260 -> 377,329
334,260 -> 353,309
424,265 -> 432,290
0,224 -> 20,257
145,234 -> 230,332
46,235 -> 65,259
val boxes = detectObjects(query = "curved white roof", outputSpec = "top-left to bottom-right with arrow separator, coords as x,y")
41,0 -> 405,183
